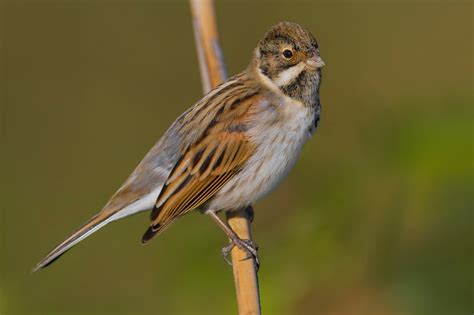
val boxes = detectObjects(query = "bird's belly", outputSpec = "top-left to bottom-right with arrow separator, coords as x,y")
207,106 -> 313,211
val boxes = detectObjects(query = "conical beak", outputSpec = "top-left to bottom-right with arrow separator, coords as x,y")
305,55 -> 325,70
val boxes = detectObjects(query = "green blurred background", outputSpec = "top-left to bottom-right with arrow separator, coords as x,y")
1,1 -> 472,314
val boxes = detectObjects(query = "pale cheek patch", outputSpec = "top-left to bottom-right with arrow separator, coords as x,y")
274,62 -> 305,87
256,66 -> 305,107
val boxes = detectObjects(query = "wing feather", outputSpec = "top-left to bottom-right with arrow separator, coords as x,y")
142,92 -> 262,243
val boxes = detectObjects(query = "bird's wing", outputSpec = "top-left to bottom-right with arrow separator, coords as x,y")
141,91 -> 261,243
34,71 -> 261,270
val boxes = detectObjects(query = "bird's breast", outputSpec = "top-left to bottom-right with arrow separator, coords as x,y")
208,100 -> 315,211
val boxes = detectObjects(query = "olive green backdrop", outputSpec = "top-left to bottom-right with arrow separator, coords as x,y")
1,1 -> 472,315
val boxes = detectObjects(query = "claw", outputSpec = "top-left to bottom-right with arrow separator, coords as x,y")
221,237 -> 260,271
221,243 -> 234,266
205,210 -> 260,270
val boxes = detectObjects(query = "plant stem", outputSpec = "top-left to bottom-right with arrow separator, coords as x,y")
189,1 -> 261,314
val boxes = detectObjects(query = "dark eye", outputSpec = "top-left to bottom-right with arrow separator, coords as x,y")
282,49 -> 293,59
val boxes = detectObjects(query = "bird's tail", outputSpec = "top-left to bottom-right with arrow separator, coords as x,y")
32,211 -> 115,272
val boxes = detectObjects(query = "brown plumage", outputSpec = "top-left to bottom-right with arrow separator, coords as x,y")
33,21 -> 325,272
143,91 -> 261,242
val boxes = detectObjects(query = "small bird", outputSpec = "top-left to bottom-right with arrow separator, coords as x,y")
33,21 -> 325,272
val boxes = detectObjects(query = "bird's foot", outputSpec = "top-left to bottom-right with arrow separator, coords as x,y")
221,237 -> 259,270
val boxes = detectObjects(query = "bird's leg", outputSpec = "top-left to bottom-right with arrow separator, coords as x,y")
205,209 -> 259,269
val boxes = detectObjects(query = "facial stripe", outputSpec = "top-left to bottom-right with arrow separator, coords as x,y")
273,62 -> 306,87
256,67 -> 306,108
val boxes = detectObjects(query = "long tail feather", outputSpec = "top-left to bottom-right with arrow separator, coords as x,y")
32,212 -> 115,272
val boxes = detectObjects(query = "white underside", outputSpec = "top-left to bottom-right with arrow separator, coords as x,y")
208,93 -> 314,211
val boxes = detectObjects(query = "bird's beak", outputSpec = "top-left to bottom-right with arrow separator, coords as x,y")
305,55 -> 325,70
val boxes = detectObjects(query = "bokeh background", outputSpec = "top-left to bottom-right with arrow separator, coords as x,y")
1,1 -> 472,314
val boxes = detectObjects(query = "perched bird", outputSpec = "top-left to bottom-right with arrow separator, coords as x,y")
33,21 -> 325,272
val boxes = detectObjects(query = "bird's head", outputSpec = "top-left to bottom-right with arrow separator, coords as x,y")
253,22 -> 324,104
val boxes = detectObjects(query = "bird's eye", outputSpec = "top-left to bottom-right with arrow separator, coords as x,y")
282,49 -> 293,59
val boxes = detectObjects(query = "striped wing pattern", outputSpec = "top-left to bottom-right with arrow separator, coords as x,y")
142,82 -> 261,243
